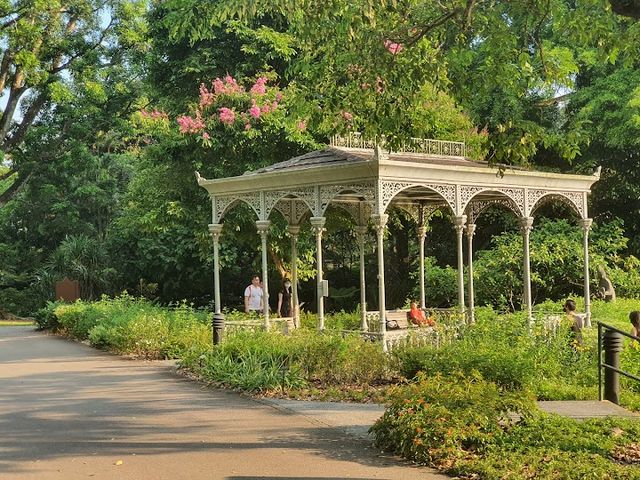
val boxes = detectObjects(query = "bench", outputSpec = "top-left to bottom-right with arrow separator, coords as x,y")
386,310 -> 416,330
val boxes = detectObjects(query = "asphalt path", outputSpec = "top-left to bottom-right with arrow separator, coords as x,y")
0,326 -> 445,480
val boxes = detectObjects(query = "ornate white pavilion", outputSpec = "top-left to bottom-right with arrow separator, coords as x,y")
197,134 -> 600,348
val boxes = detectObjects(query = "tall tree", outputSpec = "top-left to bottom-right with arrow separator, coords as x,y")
0,0 -> 147,206
163,0 -> 639,164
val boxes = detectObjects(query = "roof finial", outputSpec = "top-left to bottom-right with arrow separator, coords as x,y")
195,171 -> 207,185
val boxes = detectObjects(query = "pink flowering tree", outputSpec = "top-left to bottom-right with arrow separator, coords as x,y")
174,74 -> 311,148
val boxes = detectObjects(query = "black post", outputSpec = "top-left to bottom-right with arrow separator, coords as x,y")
602,329 -> 624,404
212,312 -> 225,346
597,322 -> 603,401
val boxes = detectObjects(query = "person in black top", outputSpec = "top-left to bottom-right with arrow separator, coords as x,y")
278,278 -> 293,318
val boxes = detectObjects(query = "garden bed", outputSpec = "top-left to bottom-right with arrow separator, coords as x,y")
36,295 -> 640,479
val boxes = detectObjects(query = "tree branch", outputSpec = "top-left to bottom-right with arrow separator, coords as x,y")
405,8 -> 462,48
0,51 -> 13,93
0,169 -> 15,182
0,71 -> 27,144
3,90 -> 48,151
50,17 -> 114,76
0,171 -> 31,207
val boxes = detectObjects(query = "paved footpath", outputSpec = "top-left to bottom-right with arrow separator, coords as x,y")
0,327 -> 445,480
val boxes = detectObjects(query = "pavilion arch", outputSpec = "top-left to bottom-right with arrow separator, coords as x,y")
319,182 -> 376,218
267,194 -> 313,226
217,196 -> 260,223
529,192 -> 584,219
327,202 -> 372,226
383,184 -> 455,217
463,189 -> 524,222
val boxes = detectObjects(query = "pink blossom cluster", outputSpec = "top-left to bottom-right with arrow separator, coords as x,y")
176,74 -> 290,136
250,76 -> 268,95
218,107 -> 236,125
177,114 -> 205,133
260,101 -> 278,114
199,83 -> 214,107
296,120 -> 307,131
211,75 -> 245,96
249,99 -> 261,119
341,111 -> 353,121
384,40 -> 404,55
140,109 -> 168,120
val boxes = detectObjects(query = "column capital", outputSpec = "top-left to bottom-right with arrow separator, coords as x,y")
519,216 -> 534,233
453,215 -> 467,234
578,218 -> 593,232
465,223 -> 477,237
371,213 -> 389,227
287,225 -> 301,236
310,216 -> 326,228
256,220 -> 271,235
417,225 -> 428,238
310,216 -> 326,236
208,223 -> 223,241
355,225 -> 368,237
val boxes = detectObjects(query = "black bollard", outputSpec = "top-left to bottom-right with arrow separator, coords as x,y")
212,312 -> 225,346
602,329 -> 624,404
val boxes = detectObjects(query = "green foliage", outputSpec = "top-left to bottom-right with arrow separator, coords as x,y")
393,313 -> 593,392
473,218 -> 640,309
167,0 -> 640,164
371,373 -> 640,479
34,301 -> 64,331
181,328 -> 392,391
52,295 -> 211,359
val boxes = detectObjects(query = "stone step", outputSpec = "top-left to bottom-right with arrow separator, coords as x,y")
538,400 -> 640,419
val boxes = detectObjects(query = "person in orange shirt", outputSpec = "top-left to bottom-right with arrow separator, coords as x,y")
409,301 -> 435,327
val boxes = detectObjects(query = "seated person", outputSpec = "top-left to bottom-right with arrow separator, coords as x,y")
563,299 -> 583,347
409,301 -> 435,327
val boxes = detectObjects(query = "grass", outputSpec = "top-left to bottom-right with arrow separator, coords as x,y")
0,320 -> 34,326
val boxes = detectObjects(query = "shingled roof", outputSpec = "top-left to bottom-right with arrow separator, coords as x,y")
244,146 -> 486,176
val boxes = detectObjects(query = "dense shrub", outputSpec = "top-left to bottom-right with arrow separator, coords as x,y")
393,312 -> 595,392
180,329 -> 393,391
52,295 -> 211,359
34,301 -> 63,330
372,373 -> 640,479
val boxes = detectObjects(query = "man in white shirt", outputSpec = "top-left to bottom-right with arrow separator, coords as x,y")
244,275 -> 264,314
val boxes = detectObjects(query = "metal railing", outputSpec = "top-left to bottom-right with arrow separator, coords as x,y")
597,322 -> 640,403
329,133 -> 466,157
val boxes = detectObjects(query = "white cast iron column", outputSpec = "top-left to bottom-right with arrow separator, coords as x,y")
466,222 -> 477,323
453,215 -> 467,316
356,225 -> 368,331
519,216 -> 534,329
418,225 -> 428,309
580,218 -> 593,327
310,217 -> 326,330
256,220 -> 271,328
288,225 -> 300,328
372,214 -> 389,351
208,223 -> 223,314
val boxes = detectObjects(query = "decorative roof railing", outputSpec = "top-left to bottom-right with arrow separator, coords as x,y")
330,133 -> 466,157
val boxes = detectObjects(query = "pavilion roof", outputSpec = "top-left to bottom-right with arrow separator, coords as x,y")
246,146 -> 487,176
196,135 -> 600,223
